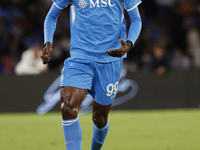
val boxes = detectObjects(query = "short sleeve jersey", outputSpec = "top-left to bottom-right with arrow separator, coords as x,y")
53,0 -> 141,62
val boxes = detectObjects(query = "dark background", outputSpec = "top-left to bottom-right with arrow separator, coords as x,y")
1,0 -> 200,74
0,0 -> 200,112
1,71 -> 200,112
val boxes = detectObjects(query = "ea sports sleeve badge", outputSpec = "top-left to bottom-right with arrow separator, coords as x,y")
52,0 -> 71,9
123,0 -> 142,12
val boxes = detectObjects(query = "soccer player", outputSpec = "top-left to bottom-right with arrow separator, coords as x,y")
41,0 -> 142,149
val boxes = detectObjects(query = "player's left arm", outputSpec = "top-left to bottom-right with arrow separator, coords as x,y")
106,6 -> 142,57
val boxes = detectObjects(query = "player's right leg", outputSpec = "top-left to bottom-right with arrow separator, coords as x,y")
61,86 -> 87,150
60,58 -> 93,150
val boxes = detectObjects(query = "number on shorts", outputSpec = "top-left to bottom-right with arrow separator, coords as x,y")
106,81 -> 119,97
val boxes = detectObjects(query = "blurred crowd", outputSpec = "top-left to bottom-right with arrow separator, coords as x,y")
0,0 -> 200,75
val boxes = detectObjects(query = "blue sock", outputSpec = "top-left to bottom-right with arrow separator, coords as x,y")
91,120 -> 109,150
62,118 -> 82,150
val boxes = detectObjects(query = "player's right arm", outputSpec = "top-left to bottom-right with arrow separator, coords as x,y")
41,1 -> 68,64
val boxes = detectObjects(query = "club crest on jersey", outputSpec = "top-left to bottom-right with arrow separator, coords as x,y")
78,0 -> 88,9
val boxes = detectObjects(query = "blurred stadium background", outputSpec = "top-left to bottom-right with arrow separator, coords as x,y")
0,0 -> 200,150
1,0 -> 200,74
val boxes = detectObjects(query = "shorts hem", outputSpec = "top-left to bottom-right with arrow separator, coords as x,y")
60,84 -> 90,90
94,99 -> 114,106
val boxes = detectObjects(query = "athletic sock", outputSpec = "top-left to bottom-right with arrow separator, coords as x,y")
91,120 -> 109,150
62,118 -> 82,150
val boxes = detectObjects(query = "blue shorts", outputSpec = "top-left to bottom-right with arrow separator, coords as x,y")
61,58 -> 123,105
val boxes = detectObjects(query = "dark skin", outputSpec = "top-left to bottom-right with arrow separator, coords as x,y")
41,39 -> 132,128
105,39 -> 132,57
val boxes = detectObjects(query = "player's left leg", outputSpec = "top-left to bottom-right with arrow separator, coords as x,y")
90,59 -> 123,150
90,101 -> 112,150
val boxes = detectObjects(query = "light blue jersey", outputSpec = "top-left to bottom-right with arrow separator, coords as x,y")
51,0 -> 141,62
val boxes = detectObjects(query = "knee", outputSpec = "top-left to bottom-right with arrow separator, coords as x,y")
92,113 -> 108,128
61,97 -> 79,119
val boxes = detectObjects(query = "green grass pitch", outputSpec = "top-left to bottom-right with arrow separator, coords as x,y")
0,109 -> 200,150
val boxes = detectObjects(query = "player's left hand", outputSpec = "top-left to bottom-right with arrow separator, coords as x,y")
105,39 -> 132,57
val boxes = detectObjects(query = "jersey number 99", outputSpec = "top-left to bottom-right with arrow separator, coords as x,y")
106,81 -> 119,97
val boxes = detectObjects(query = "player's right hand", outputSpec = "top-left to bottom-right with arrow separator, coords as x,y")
40,42 -> 53,64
